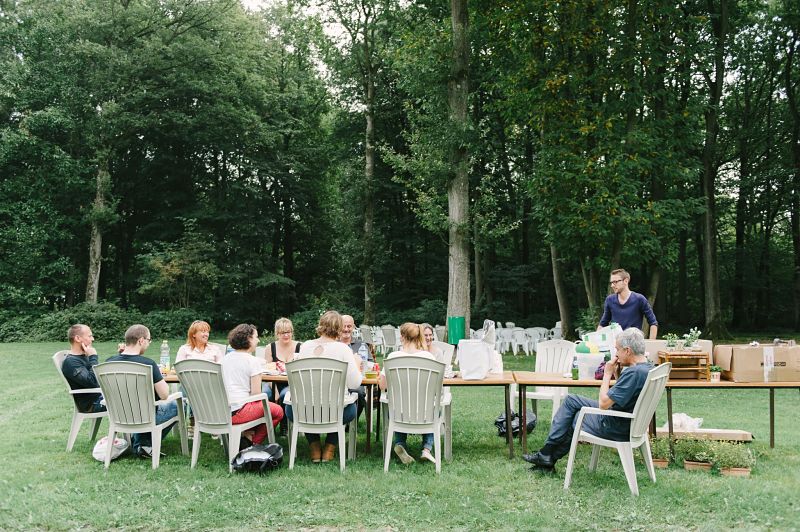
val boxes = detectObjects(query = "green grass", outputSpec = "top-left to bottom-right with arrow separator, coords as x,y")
2,341 -> 800,530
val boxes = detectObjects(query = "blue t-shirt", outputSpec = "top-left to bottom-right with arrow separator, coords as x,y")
599,291 -> 658,331
105,353 -> 163,400
603,362 -> 653,439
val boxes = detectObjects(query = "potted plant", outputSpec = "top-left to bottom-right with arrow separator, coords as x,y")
683,327 -> 702,350
709,365 -> 722,382
711,441 -> 755,477
664,333 -> 679,351
649,437 -> 671,468
675,438 -> 713,471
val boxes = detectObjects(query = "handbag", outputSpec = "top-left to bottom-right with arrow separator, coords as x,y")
231,443 -> 284,474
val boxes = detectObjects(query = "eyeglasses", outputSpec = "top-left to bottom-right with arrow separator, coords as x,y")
610,279 -> 624,286
278,330 -> 293,335
143,337 -> 151,341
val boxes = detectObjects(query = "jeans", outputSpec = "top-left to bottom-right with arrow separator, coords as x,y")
544,394 -> 613,462
264,383 -> 290,404
393,431 -> 434,451
131,400 -> 178,452
285,402 -> 357,446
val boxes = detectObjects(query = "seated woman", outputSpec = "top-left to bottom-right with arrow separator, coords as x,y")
175,320 -> 223,363
220,324 -> 283,447
286,310 -> 361,463
380,322 -> 437,464
421,323 -> 445,363
264,317 -> 300,404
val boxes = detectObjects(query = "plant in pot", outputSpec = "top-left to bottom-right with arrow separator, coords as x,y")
683,327 -> 702,350
675,438 -> 713,471
649,437 -> 672,468
710,441 -> 755,477
709,365 -> 722,383
664,333 -> 679,351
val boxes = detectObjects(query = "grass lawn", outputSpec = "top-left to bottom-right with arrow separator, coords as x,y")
2,340 -> 800,530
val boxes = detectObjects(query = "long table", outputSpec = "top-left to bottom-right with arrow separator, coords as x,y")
513,371 -> 800,454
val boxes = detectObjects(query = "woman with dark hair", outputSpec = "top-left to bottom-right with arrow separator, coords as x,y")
286,310 -> 361,463
221,324 -> 283,447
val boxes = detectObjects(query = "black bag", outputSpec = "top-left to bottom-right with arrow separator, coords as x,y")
231,442 -> 284,474
495,410 -> 537,437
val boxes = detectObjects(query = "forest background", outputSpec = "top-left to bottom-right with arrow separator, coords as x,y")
1,0 -> 799,342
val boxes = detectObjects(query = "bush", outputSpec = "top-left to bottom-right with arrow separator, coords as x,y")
142,308 -> 212,340
26,302 -> 142,342
0,312 -> 41,342
650,437 -> 672,461
709,441 -> 755,470
674,439 -> 713,463
575,306 -> 601,336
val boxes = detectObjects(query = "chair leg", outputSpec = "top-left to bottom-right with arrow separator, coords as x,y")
588,444 -> 601,471
190,429 -> 201,468
288,425 -> 299,470
384,428 -> 394,472
152,429 -> 163,469
444,405 -> 452,462
338,428 -> 346,472
67,414 -> 83,452
641,439 -> 656,482
228,428 -> 241,473
433,426 -> 441,474
89,417 -> 102,443
176,400 -> 189,456
563,431 -> 583,490
618,445 -> 639,496
103,427 -> 116,469
347,419 -> 357,460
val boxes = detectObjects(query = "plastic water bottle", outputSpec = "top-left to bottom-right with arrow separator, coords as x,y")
358,343 -> 369,373
160,340 -> 170,371
571,355 -> 579,380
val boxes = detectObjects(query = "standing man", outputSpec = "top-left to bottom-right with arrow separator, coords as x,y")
523,328 -> 653,472
61,324 -> 105,413
598,268 -> 658,339
339,314 -> 369,419
106,324 -> 178,458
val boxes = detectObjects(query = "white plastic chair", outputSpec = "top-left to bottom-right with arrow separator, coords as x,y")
496,328 -> 513,354
434,325 -> 446,343
254,346 -> 267,360
550,321 -> 563,340
175,359 -> 275,471
531,327 -> 550,347
381,325 -> 399,354
431,341 -> 455,366
359,325 -> 374,346
510,339 -> 575,420
53,351 -> 108,451
511,328 -> 531,356
371,326 -> 385,356
382,356 -> 447,473
94,361 -> 188,469
285,358 -> 357,472
505,322 -> 515,329
564,363 -> 671,496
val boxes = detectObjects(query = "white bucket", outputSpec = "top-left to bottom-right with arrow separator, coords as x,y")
577,353 -> 604,380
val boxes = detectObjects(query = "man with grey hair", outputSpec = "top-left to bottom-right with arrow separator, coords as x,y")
523,328 -> 652,473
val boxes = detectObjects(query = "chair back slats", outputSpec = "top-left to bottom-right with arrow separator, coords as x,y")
174,360 -> 231,427
629,363 -> 671,440
286,358 -> 347,426
535,340 -> 576,395
359,325 -> 374,344
385,356 -> 445,426
95,362 -> 156,428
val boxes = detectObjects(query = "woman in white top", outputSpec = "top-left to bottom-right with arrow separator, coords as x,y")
380,322 -> 438,464
220,324 -> 283,447
286,310 -> 361,463
421,323 -> 444,362
175,320 -> 223,363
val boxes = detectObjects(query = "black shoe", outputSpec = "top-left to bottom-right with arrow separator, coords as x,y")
136,446 -> 165,459
529,464 -> 556,474
522,451 -> 555,468
239,437 -> 252,450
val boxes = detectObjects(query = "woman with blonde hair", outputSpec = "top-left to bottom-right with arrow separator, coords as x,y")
175,320 -> 223,363
286,310 -> 361,463
264,317 -> 300,404
379,322 -> 437,464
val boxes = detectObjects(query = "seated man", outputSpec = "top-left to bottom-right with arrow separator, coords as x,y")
61,324 -> 105,413
339,314 -> 371,418
523,328 -> 652,473
106,324 -> 178,458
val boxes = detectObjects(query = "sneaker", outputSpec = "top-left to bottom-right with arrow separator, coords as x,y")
420,448 -> 436,463
394,444 -> 415,464
136,446 -> 165,459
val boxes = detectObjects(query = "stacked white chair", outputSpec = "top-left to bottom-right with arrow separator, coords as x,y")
510,339 -> 575,420
381,325 -> 399,354
511,328 -> 531,355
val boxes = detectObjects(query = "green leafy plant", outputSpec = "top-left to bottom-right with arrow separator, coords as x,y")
710,442 -> 755,470
664,333 -> 679,348
650,437 -> 672,461
683,327 -> 702,347
674,438 -> 713,463
710,365 -> 722,373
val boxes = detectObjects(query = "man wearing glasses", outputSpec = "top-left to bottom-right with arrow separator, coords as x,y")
106,324 -> 178,458
523,328 -> 652,473
598,268 -> 658,339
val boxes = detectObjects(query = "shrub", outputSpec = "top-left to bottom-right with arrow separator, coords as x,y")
0,312 -> 41,342
575,306 -> 601,336
674,438 -> 713,463
650,437 -> 672,461
142,308 -> 212,340
27,302 -> 142,342
709,441 -> 755,470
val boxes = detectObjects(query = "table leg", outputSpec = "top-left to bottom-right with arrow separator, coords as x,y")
519,384 -> 527,455
769,388 -> 775,448
504,384 -> 513,459
375,392 -> 381,445
667,388 -> 674,461
366,384 -> 373,454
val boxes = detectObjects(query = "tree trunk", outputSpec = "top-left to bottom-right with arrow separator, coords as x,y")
785,32 -> 800,330
473,222 -> 483,308
551,243 -> 572,340
85,162 -> 108,304
447,0 -> 471,331
699,0 -> 731,340
363,69 -> 377,325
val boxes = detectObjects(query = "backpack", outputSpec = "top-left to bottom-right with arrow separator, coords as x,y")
231,443 -> 284,474
494,410 -> 537,437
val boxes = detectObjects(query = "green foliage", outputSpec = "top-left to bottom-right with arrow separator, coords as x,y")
710,441 -> 756,470
142,309 -> 211,341
575,307 -> 601,336
24,302 -> 142,342
675,438 -> 714,463
650,437 -> 672,461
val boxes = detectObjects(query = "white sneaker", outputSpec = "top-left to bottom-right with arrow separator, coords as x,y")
394,444 -> 415,464
420,448 -> 436,463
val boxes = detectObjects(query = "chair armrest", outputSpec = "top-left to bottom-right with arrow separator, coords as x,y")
579,406 -> 634,419
69,387 -> 101,395
243,393 -> 270,404
157,391 -> 183,406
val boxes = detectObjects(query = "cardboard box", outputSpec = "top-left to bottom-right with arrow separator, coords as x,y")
713,345 -> 800,382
